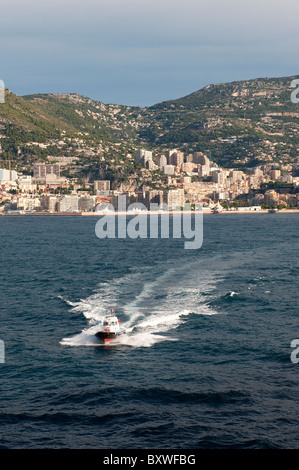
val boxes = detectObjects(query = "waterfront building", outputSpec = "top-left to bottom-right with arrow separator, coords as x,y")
236,206 -> 262,211
17,175 -> 36,192
79,196 -> 96,212
144,190 -> 163,209
41,195 -> 59,212
57,196 -> 79,212
163,189 -> 185,209
111,193 -> 130,211
16,197 -> 41,212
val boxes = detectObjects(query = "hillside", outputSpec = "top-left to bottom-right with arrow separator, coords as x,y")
140,75 -> 299,167
0,75 -> 298,179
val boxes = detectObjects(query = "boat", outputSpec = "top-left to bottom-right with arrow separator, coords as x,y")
268,208 -> 279,213
95,310 -> 126,343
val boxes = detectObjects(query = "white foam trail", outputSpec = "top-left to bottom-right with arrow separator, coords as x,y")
61,260 -> 222,348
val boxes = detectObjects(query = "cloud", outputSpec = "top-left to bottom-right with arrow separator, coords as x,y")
1,0 -> 298,105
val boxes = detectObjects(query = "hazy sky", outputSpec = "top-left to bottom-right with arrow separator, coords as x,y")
0,0 -> 298,106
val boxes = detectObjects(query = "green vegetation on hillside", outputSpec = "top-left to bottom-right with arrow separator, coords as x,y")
0,75 -> 298,180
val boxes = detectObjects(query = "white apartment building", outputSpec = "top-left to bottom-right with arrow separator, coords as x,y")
0,168 -> 18,181
163,165 -> 175,175
57,196 -> 79,212
211,170 -> 226,185
17,175 -> 37,192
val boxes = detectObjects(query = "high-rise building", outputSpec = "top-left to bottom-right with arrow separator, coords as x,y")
269,169 -> 281,181
136,149 -> 153,166
193,152 -> 210,166
168,151 -> 184,167
198,164 -> 210,177
212,170 -> 226,185
165,149 -> 177,164
155,155 -> 167,170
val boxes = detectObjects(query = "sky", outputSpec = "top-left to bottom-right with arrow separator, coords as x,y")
0,0 -> 298,106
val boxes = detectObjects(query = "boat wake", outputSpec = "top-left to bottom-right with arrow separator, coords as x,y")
60,261 -> 221,348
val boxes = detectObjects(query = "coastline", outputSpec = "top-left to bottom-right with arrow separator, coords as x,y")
1,209 -> 299,216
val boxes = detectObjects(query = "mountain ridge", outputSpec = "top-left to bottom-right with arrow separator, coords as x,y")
0,74 -> 298,179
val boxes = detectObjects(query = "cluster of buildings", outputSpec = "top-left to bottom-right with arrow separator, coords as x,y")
137,149 -> 210,177
1,148 -> 299,213
136,149 -> 299,208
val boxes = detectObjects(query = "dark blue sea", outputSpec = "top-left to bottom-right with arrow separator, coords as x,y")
0,214 -> 298,449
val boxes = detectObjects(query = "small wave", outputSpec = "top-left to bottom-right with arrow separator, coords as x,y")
57,296 -> 78,307
132,387 -> 252,405
197,436 -> 282,449
227,291 -> 237,298
221,291 -> 246,302
0,410 -> 136,426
